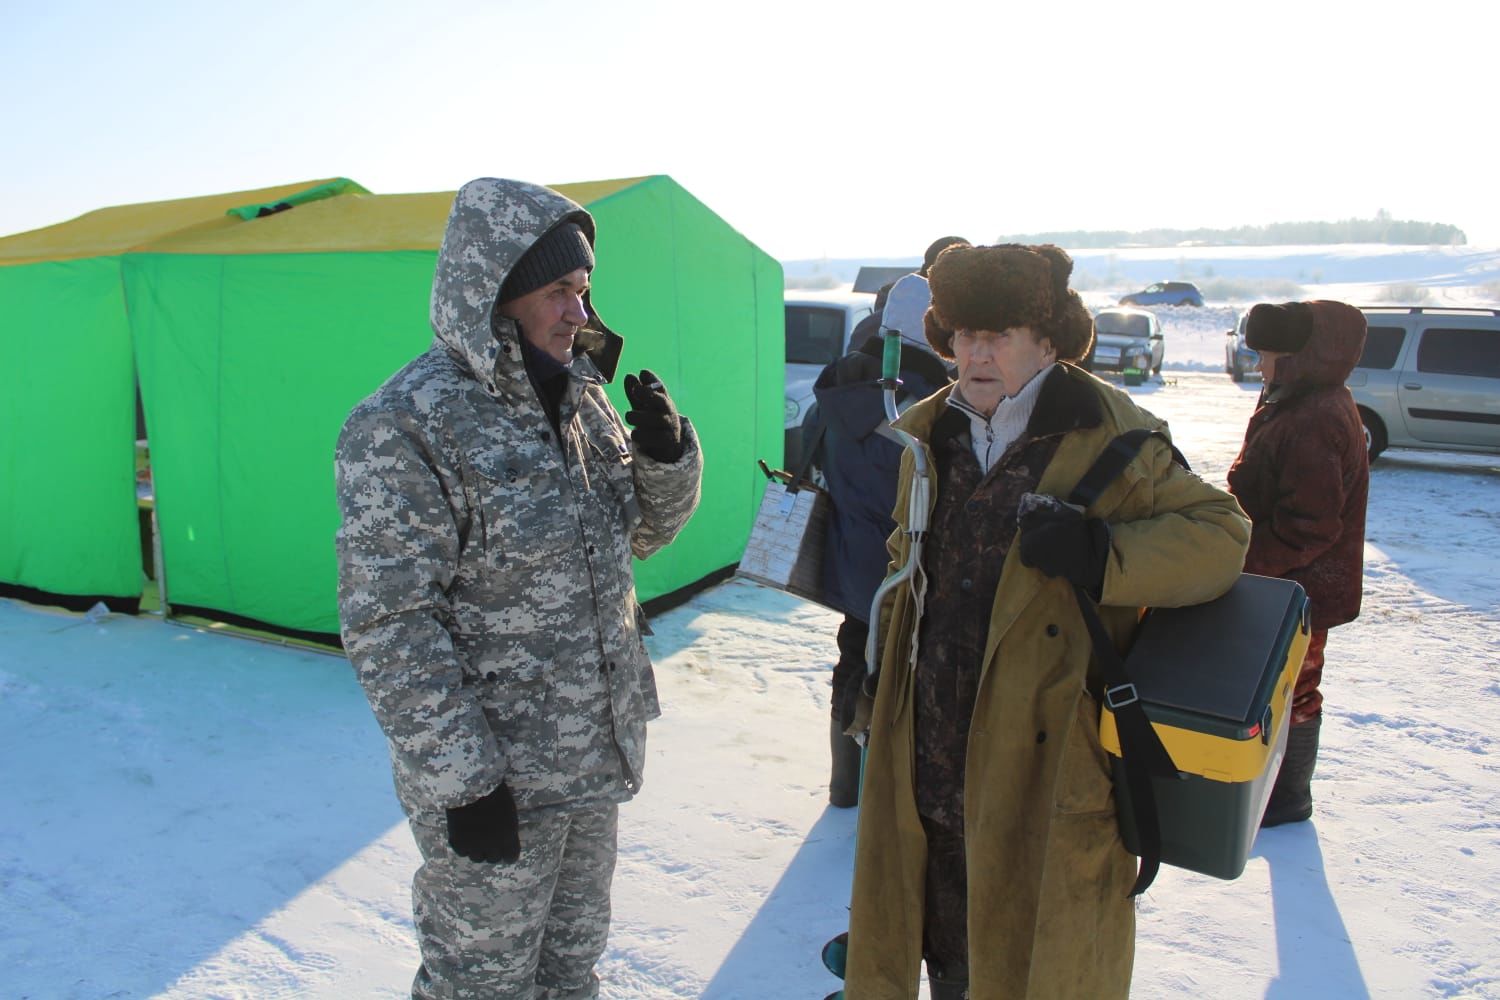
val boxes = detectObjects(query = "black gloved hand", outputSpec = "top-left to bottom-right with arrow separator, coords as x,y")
623,368 -> 685,463
1017,502 -> 1112,597
446,782 -> 520,863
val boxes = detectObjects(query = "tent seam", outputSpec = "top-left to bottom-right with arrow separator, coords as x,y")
215,256 -> 235,610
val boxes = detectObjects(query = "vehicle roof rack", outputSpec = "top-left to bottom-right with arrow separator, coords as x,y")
1357,305 -> 1500,316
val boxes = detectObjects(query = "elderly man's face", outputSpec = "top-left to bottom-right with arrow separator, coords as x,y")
498,267 -> 591,364
952,326 -> 1056,417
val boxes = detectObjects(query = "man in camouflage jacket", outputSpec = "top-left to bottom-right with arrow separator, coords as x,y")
335,178 -> 702,999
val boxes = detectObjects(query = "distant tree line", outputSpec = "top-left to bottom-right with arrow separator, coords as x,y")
998,210 -> 1467,248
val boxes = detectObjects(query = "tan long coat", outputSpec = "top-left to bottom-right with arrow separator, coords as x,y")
845,368 -> 1249,999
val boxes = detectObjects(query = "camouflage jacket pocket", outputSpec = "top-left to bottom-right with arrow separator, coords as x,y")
468,447 -> 575,571
473,644 -> 559,781
630,602 -> 661,719
582,429 -> 639,534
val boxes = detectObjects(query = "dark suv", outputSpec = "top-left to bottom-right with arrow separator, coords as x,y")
1119,281 -> 1204,307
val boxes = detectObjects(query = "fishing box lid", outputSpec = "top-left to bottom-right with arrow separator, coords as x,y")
1124,574 -> 1309,732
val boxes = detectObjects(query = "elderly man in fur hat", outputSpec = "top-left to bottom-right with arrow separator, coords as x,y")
1228,300 -> 1369,828
840,244 -> 1248,999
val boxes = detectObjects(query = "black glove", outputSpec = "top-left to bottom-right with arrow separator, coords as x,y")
446,782 -> 520,863
623,368 -> 685,463
1017,501 -> 1112,597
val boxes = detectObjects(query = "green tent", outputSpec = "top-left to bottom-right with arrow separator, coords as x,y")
0,178 -> 365,615
0,175 -> 783,638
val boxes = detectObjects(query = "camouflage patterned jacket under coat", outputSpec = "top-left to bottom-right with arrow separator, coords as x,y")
845,366 -> 1249,999
335,179 -> 702,824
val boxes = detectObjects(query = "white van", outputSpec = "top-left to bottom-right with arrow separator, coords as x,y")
782,289 -> 875,468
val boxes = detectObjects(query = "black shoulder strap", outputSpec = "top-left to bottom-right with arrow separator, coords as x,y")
1068,429 -> 1189,897
1067,428 -> 1189,509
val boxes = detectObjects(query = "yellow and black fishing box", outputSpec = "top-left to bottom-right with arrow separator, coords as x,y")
1100,572 -> 1312,880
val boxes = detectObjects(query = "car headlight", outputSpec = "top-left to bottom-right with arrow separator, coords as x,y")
785,397 -> 800,424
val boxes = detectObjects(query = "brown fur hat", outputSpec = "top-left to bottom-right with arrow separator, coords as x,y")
924,243 -> 1094,362
1246,302 -> 1315,353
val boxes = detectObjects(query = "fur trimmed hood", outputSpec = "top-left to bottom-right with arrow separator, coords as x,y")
1263,300 -> 1367,388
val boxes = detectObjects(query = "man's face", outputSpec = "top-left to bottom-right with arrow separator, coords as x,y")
952,326 -> 1056,417
498,267 -> 591,364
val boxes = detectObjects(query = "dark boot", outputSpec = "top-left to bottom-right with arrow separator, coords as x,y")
925,957 -> 969,1000
829,717 -> 862,808
1261,716 -> 1320,827
928,974 -> 970,999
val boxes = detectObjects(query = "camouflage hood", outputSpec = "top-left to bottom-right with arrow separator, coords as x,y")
429,178 -> 623,384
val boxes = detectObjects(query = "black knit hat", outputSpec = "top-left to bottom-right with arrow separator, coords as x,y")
497,222 -> 595,304
1246,302 -> 1314,353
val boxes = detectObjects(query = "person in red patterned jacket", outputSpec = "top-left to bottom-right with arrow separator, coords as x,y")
1228,299 -> 1370,827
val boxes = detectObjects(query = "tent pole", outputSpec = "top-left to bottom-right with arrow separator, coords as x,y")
151,507 -> 170,618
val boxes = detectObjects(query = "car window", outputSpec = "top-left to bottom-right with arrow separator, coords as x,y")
1357,326 -> 1406,370
1416,327 -> 1500,379
1095,313 -> 1152,337
785,306 -> 848,365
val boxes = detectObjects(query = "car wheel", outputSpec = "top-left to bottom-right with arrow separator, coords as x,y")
1230,356 -> 1246,382
1358,407 -> 1387,461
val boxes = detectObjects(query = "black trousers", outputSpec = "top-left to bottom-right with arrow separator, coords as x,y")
832,616 -> 868,723
921,815 -> 970,986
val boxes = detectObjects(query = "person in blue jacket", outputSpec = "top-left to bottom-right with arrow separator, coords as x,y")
804,237 -> 963,806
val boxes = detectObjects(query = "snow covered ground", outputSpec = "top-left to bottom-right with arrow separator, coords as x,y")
3,259 -> 1498,999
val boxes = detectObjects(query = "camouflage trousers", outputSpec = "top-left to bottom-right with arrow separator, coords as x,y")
408,800 -> 619,1000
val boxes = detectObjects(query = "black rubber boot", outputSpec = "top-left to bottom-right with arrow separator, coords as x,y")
1261,715 -> 1320,827
928,975 -> 970,999
925,957 -> 970,1000
829,716 -> 862,808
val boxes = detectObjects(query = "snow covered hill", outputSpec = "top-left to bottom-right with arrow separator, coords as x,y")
787,244 -> 1500,313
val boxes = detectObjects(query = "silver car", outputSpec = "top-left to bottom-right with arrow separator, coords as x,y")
1085,307 -> 1164,385
1348,307 -> 1500,459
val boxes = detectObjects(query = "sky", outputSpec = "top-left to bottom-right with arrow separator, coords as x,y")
3,0 -> 1496,258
